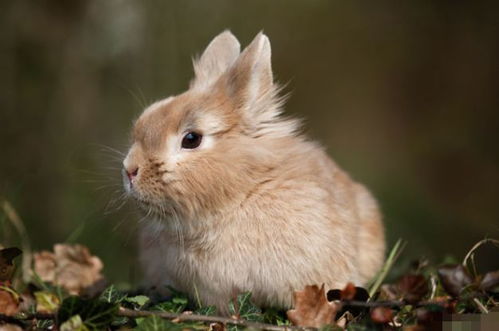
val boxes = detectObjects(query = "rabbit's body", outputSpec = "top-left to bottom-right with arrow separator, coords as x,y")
124,31 -> 385,312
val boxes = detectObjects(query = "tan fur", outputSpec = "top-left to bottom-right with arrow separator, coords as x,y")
123,31 -> 385,313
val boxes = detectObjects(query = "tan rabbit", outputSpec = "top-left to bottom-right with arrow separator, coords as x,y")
123,31 -> 385,313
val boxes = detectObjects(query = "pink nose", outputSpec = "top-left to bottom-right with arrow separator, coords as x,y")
126,167 -> 138,182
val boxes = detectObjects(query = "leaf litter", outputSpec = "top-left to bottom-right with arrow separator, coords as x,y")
0,203 -> 498,330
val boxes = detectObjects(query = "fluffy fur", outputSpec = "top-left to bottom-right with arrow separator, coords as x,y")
123,31 -> 385,313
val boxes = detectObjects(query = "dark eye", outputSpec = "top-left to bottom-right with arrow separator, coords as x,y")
181,132 -> 202,149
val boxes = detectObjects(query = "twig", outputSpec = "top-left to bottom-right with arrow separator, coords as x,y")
462,238 -> 499,272
118,307 -> 306,330
473,298 -> 489,314
0,296 -> 476,330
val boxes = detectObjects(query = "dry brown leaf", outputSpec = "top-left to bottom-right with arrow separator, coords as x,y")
286,284 -> 339,328
33,244 -> 105,295
397,274 -> 428,304
0,247 -> 22,282
208,322 -> 225,331
0,289 -> 19,316
480,270 -> 499,291
0,325 -> 23,331
370,306 -> 394,324
437,264 -> 472,297
340,282 -> 356,300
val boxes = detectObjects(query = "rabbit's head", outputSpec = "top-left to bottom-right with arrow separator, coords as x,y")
123,31 -> 299,220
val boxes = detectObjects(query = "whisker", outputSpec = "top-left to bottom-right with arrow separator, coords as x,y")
96,144 -> 127,156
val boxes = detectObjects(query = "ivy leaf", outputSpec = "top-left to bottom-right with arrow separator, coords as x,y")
195,305 -> 217,316
263,308 -> 290,326
125,295 -> 150,309
228,292 -> 263,322
60,315 -> 90,331
58,296 -> 118,330
151,296 -> 188,314
36,319 -> 54,329
99,285 -> 126,304
134,315 -> 178,331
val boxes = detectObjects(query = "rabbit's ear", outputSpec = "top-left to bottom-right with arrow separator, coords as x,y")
223,32 -> 274,113
190,30 -> 240,89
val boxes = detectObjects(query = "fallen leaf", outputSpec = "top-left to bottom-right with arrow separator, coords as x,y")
479,270 -> 499,292
415,307 -> 442,326
398,275 -> 428,304
370,307 -> 394,324
208,322 -> 225,331
0,247 -> 22,282
0,288 -> 19,316
403,326 -> 426,331
33,244 -> 105,295
60,315 -> 90,331
327,283 -> 369,317
339,282 -> 356,300
327,283 -> 369,302
35,291 -> 60,313
437,264 -> 473,297
0,325 -> 23,331
287,284 -> 339,328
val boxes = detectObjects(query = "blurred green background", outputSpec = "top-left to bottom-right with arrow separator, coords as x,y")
1,0 -> 498,285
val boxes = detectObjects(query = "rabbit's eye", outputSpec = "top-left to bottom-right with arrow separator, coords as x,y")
181,132 -> 202,149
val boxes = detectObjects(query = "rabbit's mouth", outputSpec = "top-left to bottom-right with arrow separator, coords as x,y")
133,195 -> 177,218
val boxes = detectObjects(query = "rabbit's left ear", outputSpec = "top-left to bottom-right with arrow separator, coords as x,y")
223,32 -> 274,113
190,30 -> 240,89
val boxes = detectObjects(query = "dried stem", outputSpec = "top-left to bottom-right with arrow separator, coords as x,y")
462,238 -> 499,275
1,200 -> 32,283
118,307 -> 306,330
0,299 -> 450,331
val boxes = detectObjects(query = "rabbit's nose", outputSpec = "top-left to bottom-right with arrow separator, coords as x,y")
125,167 -> 139,182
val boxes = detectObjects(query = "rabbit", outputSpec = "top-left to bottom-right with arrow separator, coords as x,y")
122,30 -> 385,313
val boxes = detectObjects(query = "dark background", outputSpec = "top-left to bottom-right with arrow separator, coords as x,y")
1,0 -> 498,286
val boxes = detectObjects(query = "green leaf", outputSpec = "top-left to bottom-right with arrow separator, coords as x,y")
60,315 -> 90,331
111,315 -> 130,327
151,296 -> 188,314
125,295 -> 150,308
195,305 -> 217,316
34,291 -> 60,313
58,296 -> 119,330
228,292 -> 263,322
36,319 -> 54,329
99,284 -> 127,304
134,315 -> 178,331
262,307 -> 290,326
